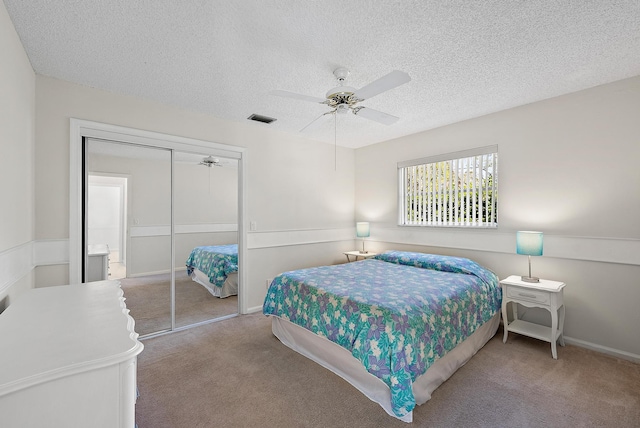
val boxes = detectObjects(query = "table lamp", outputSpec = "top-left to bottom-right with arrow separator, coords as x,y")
516,231 -> 543,283
356,222 -> 370,254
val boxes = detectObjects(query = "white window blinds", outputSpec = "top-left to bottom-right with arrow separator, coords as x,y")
398,145 -> 498,227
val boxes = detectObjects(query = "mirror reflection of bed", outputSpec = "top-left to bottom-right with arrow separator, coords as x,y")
85,140 -> 239,337
186,244 -> 238,298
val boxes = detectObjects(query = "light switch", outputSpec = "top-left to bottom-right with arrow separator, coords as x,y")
250,221 -> 257,231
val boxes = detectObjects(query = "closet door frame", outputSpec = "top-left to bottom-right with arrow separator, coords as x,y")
69,119 -> 248,314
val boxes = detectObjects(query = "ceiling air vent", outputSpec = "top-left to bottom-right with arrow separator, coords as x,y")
247,114 -> 276,124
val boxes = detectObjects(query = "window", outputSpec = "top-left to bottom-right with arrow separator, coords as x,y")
398,145 -> 498,227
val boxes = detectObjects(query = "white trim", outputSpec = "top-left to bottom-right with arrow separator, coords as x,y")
17,230 -> 639,270
79,125 -> 242,159
126,266 -> 187,279
176,223 -> 237,234
374,226 -> 640,266
130,223 -> 238,237
0,242 -> 34,297
247,227 -> 354,249
69,118 -> 247,314
563,336 -> 640,364
237,149 -> 248,315
170,149 -> 175,329
544,235 -> 640,266
397,144 -> 498,168
246,305 -> 264,314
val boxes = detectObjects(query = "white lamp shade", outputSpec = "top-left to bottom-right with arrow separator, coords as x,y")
516,231 -> 543,256
356,222 -> 370,238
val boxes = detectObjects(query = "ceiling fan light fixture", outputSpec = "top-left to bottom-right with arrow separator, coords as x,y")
200,156 -> 222,167
336,104 -> 350,114
325,85 -> 356,99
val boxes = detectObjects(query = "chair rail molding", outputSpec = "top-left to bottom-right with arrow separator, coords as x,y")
0,242 -> 33,297
375,226 -> 640,266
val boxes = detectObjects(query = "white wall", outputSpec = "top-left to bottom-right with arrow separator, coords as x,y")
34,75 -> 355,310
355,76 -> 640,359
88,182 -> 122,251
0,2 -> 35,304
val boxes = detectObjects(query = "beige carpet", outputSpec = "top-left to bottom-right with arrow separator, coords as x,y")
120,271 -> 237,336
135,313 -> 640,428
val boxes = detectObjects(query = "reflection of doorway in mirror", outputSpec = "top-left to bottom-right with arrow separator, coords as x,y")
88,174 -> 128,279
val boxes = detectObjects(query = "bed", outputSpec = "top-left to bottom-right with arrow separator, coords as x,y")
262,250 -> 502,422
185,244 -> 238,298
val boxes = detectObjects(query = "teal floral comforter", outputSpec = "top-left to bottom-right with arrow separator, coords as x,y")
263,251 -> 501,417
185,244 -> 238,287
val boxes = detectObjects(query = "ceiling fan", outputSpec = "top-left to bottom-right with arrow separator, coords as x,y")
270,67 -> 411,132
199,156 -> 222,168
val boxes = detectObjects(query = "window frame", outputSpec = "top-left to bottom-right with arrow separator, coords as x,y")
397,145 -> 498,228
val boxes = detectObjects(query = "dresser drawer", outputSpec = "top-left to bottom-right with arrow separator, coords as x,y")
506,286 -> 549,305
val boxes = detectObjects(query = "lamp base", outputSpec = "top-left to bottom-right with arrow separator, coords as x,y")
521,276 -> 540,283
359,250 -> 369,254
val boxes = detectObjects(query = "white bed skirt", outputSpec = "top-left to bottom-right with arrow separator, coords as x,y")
271,312 -> 500,423
190,268 -> 238,298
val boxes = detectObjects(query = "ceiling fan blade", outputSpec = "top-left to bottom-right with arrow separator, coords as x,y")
353,70 -> 411,101
353,107 -> 399,125
269,90 -> 326,104
300,111 -> 334,132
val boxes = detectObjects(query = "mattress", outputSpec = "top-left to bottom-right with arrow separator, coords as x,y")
190,267 -> 238,299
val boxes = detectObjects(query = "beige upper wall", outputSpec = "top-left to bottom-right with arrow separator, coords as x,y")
0,2 -> 35,252
34,75 -> 355,307
35,75 -> 355,241
356,75 -> 640,239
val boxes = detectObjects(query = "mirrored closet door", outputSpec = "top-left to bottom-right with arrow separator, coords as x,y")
174,151 -> 239,328
83,139 -> 239,337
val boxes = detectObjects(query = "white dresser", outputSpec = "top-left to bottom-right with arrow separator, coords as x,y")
88,244 -> 110,281
0,281 -> 143,427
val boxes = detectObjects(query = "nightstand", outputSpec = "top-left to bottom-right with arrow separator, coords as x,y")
500,275 -> 566,359
343,251 -> 378,262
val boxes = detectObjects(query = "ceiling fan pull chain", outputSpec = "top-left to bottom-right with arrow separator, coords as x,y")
334,112 -> 337,171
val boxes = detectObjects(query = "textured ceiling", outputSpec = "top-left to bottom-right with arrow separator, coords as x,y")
4,1 -> 640,148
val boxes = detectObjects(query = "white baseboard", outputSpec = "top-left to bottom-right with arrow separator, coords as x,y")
127,266 -> 188,278
563,336 -> 640,364
499,315 -> 639,363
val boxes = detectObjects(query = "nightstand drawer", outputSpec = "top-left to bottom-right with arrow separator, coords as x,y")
506,286 -> 549,304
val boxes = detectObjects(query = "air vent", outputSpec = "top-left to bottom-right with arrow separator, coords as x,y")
248,114 -> 276,124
